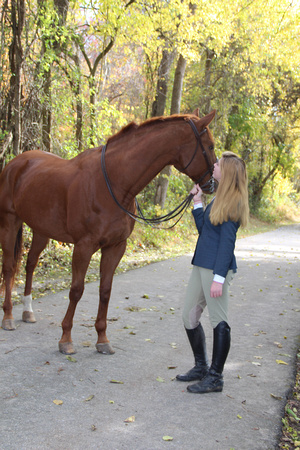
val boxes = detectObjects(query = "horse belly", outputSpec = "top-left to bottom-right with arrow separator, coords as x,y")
15,187 -> 73,242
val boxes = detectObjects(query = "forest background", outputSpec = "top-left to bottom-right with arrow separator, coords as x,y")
0,0 -> 299,274
1,0 -> 299,213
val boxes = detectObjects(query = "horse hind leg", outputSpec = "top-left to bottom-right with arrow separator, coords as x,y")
1,222 -> 23,330
22,232 -> 49,323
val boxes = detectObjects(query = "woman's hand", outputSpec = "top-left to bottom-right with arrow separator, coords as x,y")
190,184 -> 203,204
210,281 -> 223,298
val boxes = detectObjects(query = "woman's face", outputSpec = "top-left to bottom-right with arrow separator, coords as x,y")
213,158 -> 222,182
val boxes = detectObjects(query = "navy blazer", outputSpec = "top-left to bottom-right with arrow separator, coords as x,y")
191,201 -> 240,278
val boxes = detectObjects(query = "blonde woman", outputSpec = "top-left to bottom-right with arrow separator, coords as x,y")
176,152 -> 249,394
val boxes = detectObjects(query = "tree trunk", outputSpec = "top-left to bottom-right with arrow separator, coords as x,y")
154,53 -> 186,208
41,67 -> 52,152
38,0 -> 69,152
8,0 -> 25,157
199,48 -> 215,114
152,48 -> 176,208
170,54 -> 187,115
151,48 -> 176,117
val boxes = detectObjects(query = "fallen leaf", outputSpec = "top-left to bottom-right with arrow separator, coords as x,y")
142,294 -> 149,299
81,341 -> 92,347
109,400 -> 114,404
84,395 -> 94,402
167,365 -> 177,370
237,414 -> 242,419
276,359 -> 288,365
274,341 -> 283,348
270,393 -> 283,400
110,379 -> 124,384
163,436 -> 173,441
124,415 -> 135,423
66,356 -> 77,363
252,362 -> 261,366
53,399 -> 63,405
91,425 -> 97,431
156,376 -> 165,382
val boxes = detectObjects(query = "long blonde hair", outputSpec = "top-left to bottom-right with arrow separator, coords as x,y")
210,151 -> 249,228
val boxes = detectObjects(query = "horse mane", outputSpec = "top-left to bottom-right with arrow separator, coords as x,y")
107,114 -> 198,144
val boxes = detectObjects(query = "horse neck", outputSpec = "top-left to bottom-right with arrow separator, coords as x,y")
107,126 -> 184,199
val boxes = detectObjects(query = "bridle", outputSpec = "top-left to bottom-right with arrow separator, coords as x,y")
101,119 -> 215,228
183,119 -> 215,192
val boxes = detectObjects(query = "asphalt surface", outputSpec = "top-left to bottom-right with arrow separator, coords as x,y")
1,224 -> 299,450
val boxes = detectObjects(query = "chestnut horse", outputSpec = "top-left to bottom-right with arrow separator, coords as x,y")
0,110 -> 216,355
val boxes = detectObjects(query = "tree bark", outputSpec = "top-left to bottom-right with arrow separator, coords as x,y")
199,48 -> 215,114
7,0 -> 25,157
152,48 -> 176,208
170,54 -> 187,115
154,53 -> 186,208
151,48 -> 176,117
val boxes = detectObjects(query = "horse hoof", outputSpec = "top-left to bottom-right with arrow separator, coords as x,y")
1,319 -> 17,330
59,342 -> 76,355
95,342 -> 115,355
22,311 -> 36,323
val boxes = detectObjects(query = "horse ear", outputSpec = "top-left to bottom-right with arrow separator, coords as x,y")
201,109 -> 216,126
192,108 -> 199,117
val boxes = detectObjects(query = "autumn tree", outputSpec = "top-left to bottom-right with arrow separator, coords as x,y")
0,0 -> 25,165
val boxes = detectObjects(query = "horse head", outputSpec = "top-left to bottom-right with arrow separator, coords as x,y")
175,109 -> 217,193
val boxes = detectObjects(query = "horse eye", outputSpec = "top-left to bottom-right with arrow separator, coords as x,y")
209,145 -> 214,151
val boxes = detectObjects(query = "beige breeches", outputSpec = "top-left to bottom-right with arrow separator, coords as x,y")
182,266 -> 234,329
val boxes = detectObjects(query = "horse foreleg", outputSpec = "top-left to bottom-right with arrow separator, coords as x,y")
22,232 -> 49,323
59,242 -> 93,355
95,241 -> 127,355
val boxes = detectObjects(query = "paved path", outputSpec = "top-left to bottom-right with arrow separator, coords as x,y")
1,225 -> 299,450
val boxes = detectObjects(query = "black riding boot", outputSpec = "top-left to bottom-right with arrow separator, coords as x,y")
176,323 -> 209,382
187,321 -> 231,393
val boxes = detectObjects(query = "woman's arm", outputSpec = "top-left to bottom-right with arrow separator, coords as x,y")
191,184 -> 205,234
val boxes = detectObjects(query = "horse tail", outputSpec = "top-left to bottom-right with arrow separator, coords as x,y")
14,224 -> 24,277
0,224 -> 24,293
